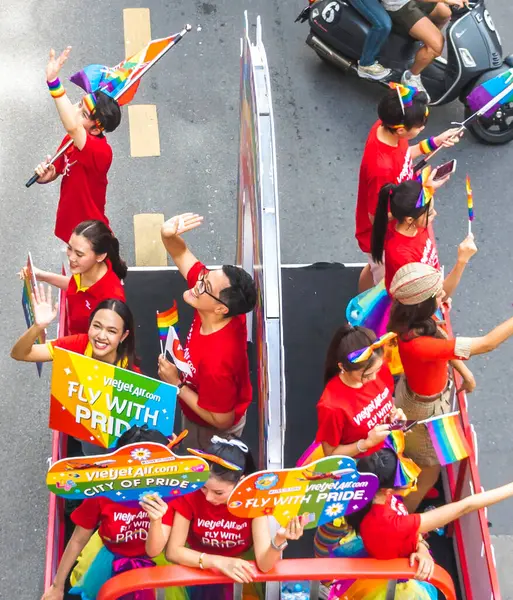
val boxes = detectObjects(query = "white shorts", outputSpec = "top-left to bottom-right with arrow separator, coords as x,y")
367,254 -> 385,286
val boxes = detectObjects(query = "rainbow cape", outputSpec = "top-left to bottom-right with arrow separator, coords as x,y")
157,301 -> 179,340
425,412 -> 471,466
70,34 -> 181,105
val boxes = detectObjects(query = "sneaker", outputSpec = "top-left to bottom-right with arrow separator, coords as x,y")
357,61 -> 392,81
401,70 -> 431,102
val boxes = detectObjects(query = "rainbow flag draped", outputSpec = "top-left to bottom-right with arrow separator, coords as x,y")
426,413 -> 471,466
157,301 -> 179,340
466,68 -> 513,118
70,34 -> 182,105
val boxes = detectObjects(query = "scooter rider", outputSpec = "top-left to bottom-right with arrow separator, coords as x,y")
382,0 -> 468,98
352,0 -> 393,81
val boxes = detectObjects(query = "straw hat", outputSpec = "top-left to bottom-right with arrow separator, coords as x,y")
389,262 -> 443,305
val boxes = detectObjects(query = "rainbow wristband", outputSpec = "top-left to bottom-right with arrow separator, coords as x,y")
47,77 -> 65,99
419,136 -> 439,155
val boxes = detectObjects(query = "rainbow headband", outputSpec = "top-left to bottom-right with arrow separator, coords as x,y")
83,93 -> 104,131
348,332 -> 397,364
388,82 -> 429,128
416,166 -> 434,208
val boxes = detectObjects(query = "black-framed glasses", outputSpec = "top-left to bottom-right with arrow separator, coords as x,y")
197,269 -> 230,308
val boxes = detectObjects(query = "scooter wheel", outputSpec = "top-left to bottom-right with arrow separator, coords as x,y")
464,104 -> 513,145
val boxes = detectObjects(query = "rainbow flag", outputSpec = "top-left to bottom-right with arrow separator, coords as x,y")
466,68 -> 513,118
157,301 -> 179,340
466,175 -> 474,221
70,34 -> 182,105
425,412 -> 471,466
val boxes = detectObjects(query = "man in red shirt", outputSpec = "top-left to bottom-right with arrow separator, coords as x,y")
157,213 -> 257,450
356,86 -> 459,292
34,47 -> 121,243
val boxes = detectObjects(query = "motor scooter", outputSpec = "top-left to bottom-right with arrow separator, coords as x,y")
296,0 -> 513,144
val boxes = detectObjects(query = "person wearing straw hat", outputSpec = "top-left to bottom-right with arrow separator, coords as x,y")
388,262 -> 513,511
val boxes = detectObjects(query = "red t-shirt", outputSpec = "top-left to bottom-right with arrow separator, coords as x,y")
315,365 -> 394,456
360,494 -> 420,559
66,260 -> 126,335
356,121 -> 413,254
48,333 -> 140,372
181,262 -> 252,427
384,224 -> 440,292
72,497 -> 161,557
165,491 -> 253,557
398,334 -> 466,396
53,134 -> 112,243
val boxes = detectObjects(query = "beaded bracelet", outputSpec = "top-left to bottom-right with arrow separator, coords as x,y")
419,136 -> 438,155
47,77 -> 65,99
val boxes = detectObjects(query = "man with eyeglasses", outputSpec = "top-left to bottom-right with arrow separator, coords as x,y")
158,213 -> 257,450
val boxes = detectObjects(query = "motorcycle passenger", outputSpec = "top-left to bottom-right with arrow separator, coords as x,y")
381,0 -> 468,99
351,0 -> 393,81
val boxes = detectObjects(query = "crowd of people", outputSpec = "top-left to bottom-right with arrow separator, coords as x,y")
12,43 -> 513,600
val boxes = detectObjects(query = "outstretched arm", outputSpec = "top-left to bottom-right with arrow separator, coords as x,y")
418,481 -> 513,534
161,214 -> 204,279
46,47 -> 87,150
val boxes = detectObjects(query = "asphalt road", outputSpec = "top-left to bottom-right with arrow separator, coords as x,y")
1,0 -> 513,598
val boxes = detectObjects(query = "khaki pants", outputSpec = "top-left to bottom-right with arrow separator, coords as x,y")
181,412 -> 247,450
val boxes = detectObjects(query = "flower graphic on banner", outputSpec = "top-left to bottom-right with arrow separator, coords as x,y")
255,473 -> 279,490
131,448 -> 152,461
324,503 -> 344,518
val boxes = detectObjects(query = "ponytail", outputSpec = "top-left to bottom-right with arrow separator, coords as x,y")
73,220 -> 128,281
323,324 -> 381,385
371,180 -> 431,264
371,183 -> 395,264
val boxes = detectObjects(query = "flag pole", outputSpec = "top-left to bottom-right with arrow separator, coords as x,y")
25,25 -> 192,188
413,77 -> 513,174
417,411 -> 461,426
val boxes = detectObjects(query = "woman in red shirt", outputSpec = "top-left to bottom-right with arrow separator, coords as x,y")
11,290 -> 138,455
316,324 -> 405,459
145,436 -> 307,599
388,262 -> 513,510
40,426 -> 172,600
21,220 -> 127,335
371,179 -> 477,295
344,448 -> 513,594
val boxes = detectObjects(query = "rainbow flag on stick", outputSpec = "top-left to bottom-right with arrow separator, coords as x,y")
422,412 -> 471,466
157,301 -> 179,341
466,175 -> 474,235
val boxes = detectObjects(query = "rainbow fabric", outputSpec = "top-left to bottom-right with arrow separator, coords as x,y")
466,68 -> 513,118
415,166 -> 434,208
348,332 -> 397,364
157,301 -> 179,340
466,175 -> 474,221
346,280 -> 391,337
425,413 -> 471,466
389,82 -> 416,109
69,34 -> 181,106
384,431 -> 421,493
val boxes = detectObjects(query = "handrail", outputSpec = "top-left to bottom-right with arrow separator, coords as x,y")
97,558 -> 457,600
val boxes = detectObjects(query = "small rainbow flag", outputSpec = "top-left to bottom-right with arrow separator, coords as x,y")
466,175 -> 474,221
157,301 -> 179,341
425,412 -> 471,466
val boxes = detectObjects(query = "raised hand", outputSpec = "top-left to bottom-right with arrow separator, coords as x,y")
46,47 -> 72,82
276,515 -> 307,543
161,213 -> 204,239
457,233 -> 477,264
32,284 -> 58,328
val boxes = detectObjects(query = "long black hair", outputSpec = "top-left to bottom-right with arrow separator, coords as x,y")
387,296 -> 443,340
324,324 -> 383,385
345,448 -> 398,534
89,299 -> 139,369
74,220 -> 128,281
205,437 -> 257,484
371,180 -> 430,264
378,87 -> 429,132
